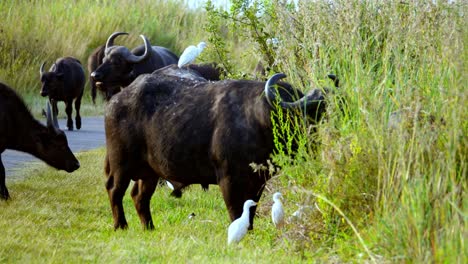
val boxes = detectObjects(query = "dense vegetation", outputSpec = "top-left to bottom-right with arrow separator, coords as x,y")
0,0 -> 466,262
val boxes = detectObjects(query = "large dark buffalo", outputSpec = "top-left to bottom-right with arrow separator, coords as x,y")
88,45 -> 120,104
104,66 -> 331,230
0,82 -> 80,200
90,32 -> 179,99
40,57 -> 85,131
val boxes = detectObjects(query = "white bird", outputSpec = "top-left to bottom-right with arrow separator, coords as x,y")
290,205 -> 314,221
227,199 -> 257,245
271,192 -> 285,228
166,181 -> 174,190
178,41 -> 207,68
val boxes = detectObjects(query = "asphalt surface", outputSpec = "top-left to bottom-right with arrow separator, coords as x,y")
3,116 -> 105,178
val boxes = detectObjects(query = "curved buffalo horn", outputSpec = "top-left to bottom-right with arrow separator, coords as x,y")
264,73 -> 324,110
40,62 -> 46,76
264,73 -> 287,107
105,32 -> 129,56
125,35 -> 152,64
45,101 -> 59,132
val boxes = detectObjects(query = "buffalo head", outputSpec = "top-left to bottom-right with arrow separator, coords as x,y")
39,62 -> 63,97
90,32 -> 152,91
39,102 -> 80,172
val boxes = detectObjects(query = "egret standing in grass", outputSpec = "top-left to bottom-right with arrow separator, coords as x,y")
227,199 -> 257,245
178,42 -> 206,68
271,192 -> 285,228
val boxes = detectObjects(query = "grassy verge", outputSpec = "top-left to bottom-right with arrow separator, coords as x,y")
0,149 -> 309,263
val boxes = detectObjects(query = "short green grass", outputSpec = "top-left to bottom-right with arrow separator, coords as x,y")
0,149 -> 308,263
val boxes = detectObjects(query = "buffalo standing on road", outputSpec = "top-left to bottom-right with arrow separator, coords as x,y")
104,66 -> 331,230
40,57 -> 85,131
90,32 -> 179,100
0,82 -> 80,200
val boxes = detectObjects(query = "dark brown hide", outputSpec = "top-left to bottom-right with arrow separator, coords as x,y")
40,57 -> 85,131
104,68 -> 327,230
0,82 -> 80,200
181,62 -> 225,81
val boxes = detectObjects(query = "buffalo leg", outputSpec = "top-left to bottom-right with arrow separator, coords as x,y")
218,164 -> 265,230
65,100 -> 74,130
105,156 -> 131,230
218,175 -> 261,230
201,184 -> 209,191
219,176 -> 243,222
0,155 -> 10,200
91,80 -> 97,105
50,99 -> 59,128
130,175 -> 158,230
75,91 -> 83,130
168,180 -> 185,198
249,183 -> 265,229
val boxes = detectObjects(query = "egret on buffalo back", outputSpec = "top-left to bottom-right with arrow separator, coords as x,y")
178,42 -> 206,68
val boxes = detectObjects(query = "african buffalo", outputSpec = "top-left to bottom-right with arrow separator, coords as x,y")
104,66 -> 331,230
40,57 -> 85,130
87,44 -> 126,103
0,82 -> 80,200
90,32 -> 179,100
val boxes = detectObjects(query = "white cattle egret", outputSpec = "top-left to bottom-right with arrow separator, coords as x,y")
166,181 -> 174,190
271,192 -> 285,228
178,42 -> 207,68
227,199 -> 257,245
290,205 -> 314,221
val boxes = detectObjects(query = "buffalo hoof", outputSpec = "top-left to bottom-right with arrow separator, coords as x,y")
67,120 -> 74,131
0,187 -> 10,200
170,189 -> 183,198
76,117 -> 81,130
114,222 -> 128,230
143,221 -> 155,230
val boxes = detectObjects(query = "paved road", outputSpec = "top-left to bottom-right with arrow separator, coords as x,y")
3,116 -> 105,177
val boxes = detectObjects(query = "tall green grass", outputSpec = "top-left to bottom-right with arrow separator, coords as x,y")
0,0 -> 466,262
204,0 -> 466,261
243,1 -> 466,262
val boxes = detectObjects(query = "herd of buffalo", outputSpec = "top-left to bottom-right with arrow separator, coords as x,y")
0,32 -> 338,231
